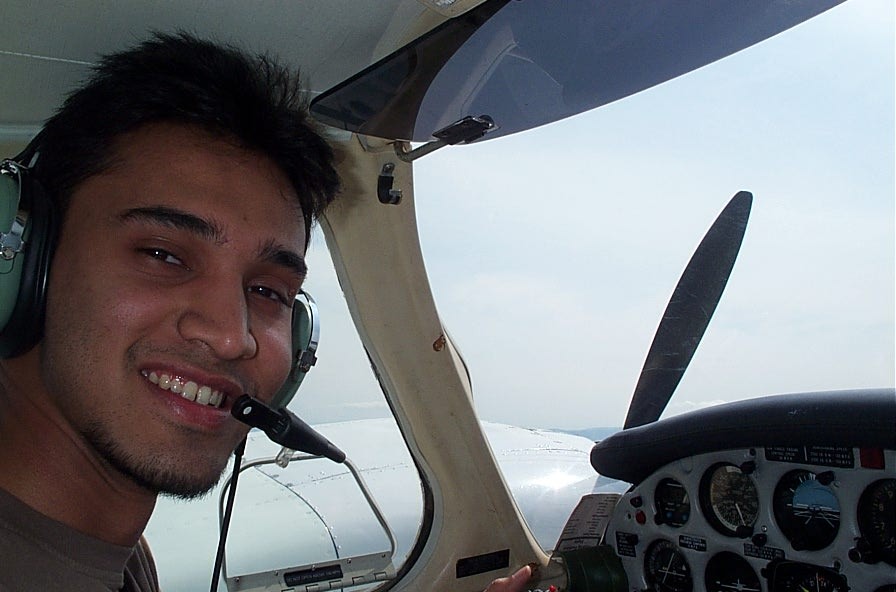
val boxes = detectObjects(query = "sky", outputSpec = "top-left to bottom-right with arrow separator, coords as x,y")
294,0 -> 894,431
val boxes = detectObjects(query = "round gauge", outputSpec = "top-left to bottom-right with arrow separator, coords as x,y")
700,463 -> 760,537
769,561 -> 848,592
773,470 -> 840,551
655,478 -> 690,527
704,552 -> 760,592
644,539 -> 693,592
857,478 -> 896,566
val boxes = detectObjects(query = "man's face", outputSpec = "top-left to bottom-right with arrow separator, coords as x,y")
40,123 -> 307,498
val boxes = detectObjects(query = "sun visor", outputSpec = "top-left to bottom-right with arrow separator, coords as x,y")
310,0 -> 844,143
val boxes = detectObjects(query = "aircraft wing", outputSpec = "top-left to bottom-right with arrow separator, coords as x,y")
145,421 -> 623,591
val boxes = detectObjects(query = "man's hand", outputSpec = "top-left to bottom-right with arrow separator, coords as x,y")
484,565 -> 533,592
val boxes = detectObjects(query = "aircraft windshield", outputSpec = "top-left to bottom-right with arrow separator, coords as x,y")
409,0 -> 893,431
311,0 -> 844,143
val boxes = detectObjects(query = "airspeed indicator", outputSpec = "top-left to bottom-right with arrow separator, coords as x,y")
700,463 -> 759,537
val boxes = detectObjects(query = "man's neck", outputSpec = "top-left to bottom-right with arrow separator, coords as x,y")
0,352 -> 156,547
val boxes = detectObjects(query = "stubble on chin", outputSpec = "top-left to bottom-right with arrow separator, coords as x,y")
81,420 -> 233,500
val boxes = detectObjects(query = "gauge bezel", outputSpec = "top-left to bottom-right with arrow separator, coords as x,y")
704,551 -> 760,592
644,538 -> 694,592
699,462 -> 760,538
857,478 -> 896,567
654,477 -> 691,528
766,559 -> 848,592
772,469 -> 841,551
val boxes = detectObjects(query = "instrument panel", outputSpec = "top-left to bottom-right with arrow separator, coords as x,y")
602,446 -> 895,592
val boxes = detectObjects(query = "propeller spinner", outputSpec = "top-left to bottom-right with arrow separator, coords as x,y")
623,191 -> 752,430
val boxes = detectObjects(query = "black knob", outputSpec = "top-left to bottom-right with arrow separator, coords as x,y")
849,538 -> 874,564
816,470 -> 835,485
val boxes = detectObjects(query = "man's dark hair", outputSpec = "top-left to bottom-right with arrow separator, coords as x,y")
32,32 -> 339,246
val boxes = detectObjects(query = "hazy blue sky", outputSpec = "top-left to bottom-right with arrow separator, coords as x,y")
297,0 -> 894,430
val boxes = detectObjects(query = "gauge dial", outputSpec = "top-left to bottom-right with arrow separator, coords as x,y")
857,478 -> 896,566
700,463 -> 759,537
768,560 -> 848,592
644,539 -> 693,592
773,469 -> 840,551
655,478 -> 690,527
704,552 -> 761,592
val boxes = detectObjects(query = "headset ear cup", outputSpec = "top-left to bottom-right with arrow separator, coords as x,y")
270,291 -> 319,409
0,166 -> 56,358
0,172 -> 23,334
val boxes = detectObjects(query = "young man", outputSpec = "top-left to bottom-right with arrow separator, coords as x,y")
0,33 -> 337,590
0,33 -> 530,592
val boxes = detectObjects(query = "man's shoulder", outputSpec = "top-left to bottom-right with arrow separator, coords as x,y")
0,487 -> 151,591
123,536 -> 161,592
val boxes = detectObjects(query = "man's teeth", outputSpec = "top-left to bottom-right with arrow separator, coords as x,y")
143,371 -> 224,407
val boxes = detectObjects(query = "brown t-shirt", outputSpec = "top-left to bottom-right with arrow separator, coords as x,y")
0,487 -> 159,591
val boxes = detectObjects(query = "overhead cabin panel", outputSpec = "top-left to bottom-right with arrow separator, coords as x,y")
0,0 -> 442,142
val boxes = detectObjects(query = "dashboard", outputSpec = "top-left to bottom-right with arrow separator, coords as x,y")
603,446 -> 894,592
589,389 -> 895,592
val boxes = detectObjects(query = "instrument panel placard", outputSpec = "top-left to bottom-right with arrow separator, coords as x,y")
765,445 -> 854,468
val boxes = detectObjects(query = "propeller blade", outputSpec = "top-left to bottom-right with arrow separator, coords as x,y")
623,191 -> 752,429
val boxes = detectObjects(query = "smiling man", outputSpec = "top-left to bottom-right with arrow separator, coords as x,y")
0,33 -> 338,590
0,33 -> 533,592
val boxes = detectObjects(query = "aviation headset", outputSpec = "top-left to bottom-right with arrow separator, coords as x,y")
0,144 -> 319,409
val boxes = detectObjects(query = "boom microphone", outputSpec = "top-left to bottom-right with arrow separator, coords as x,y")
231,394 -> 346,463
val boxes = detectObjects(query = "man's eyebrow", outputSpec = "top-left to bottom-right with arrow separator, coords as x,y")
118,205 -> 307,277
118,206 -> 224,243
259,239 -> 308,279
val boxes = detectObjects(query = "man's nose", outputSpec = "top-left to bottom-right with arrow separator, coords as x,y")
176,284 -> 258,360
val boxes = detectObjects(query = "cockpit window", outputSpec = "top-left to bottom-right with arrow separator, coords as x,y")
310,0 -> 842,143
